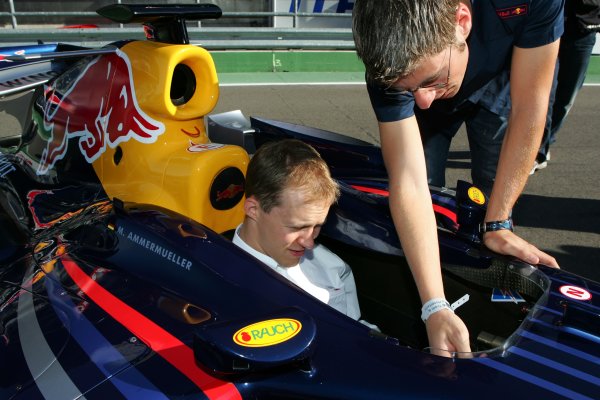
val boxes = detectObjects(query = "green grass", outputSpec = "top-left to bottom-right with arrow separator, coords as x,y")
210,50 -> 364,73
586,55 -> 600,84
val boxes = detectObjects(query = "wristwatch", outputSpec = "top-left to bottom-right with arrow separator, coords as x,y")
479,218 -> 513,234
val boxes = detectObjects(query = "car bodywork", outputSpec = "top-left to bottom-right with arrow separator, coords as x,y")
1,4 -> 599,400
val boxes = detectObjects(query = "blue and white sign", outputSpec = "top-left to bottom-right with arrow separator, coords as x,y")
274,0 -> 354,28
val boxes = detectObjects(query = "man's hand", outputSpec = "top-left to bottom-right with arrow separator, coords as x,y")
483,229 -> 559,268
425,309 -> 471,357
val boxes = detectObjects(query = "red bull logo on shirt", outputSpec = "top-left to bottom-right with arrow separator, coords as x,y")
496,5 -> 528,19
38,49 -> 165,175
233,318 -> 302,347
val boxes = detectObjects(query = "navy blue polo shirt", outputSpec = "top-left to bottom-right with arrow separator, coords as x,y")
366,0 -> 564,122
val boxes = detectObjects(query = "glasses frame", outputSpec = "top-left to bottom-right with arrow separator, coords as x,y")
395,46 -> 452,94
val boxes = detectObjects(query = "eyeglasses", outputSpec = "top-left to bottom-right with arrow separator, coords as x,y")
396,46 -> 452,94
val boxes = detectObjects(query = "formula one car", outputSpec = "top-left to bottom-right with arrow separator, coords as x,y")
1,4 -> 599,400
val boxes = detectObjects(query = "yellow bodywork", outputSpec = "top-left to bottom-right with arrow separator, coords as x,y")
93,40 -> 248,233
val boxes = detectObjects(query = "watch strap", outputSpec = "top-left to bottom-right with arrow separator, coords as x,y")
479,218 -> 513,234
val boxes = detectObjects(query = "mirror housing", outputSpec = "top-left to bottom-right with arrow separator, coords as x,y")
194,307 -> 316,376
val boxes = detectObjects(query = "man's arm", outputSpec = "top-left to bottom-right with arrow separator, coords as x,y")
483,40 -> 560,268
379,117 -> 470,355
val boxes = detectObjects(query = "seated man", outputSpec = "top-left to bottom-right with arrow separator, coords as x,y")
233,139 -> 361,320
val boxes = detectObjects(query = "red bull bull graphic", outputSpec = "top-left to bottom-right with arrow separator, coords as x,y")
38,49 -> 165,175
209,166 -> 245,211
216,183 -> 244,201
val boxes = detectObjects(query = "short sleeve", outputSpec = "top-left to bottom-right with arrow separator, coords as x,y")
514,0 -> 564,48
366,80 -> 416,123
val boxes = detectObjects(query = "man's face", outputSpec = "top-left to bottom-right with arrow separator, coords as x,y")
253,188 -> 331,267
392,43 -> 469,110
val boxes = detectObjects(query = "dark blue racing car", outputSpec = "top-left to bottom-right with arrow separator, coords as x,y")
1,4 -> 599,400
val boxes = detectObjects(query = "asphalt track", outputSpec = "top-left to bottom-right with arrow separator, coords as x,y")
213,78 -> 600,283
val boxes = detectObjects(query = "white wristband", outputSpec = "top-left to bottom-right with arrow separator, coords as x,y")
421,294 -> 470,322
421,298 -> 451,322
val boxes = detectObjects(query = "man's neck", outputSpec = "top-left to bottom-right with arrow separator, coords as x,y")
238,220 -> 268,261
237,221 -> 254,249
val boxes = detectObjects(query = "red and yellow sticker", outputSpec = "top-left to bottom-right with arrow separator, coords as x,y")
233,318 -> 302,347
468,187 -> 485,205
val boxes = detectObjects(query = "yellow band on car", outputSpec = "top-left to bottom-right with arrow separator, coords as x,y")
94,40 -> 248,233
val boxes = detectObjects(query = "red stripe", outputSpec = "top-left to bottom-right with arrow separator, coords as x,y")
432,204 -> 457,224
350,184 -> 390,196
61,255 -> 242,400
351,185 -> 457,223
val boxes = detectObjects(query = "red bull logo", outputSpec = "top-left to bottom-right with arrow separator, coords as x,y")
216,183 -> 244,201
496,5 -> 527,19
38,49 -> 165,175
210,167 -> 245,210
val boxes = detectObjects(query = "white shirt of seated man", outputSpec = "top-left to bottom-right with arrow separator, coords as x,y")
233,186 -> 361,321
233,225 -> 361,319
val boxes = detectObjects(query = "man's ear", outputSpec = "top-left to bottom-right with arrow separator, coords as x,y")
456,1 -> 472,39
244,196 -> 261,221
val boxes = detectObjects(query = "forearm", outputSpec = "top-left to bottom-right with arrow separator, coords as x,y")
379,118 -> 445,304
378,117 -> 471,354
389,182 -> 444,303
487,42 -> 559,222
486,106 -> 546,221
481,43 -> 560,268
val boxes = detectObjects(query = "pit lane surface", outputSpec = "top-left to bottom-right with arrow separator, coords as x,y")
213,83 -> 600,283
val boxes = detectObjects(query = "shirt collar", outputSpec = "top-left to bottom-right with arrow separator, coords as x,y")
233,224 -> 285,270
